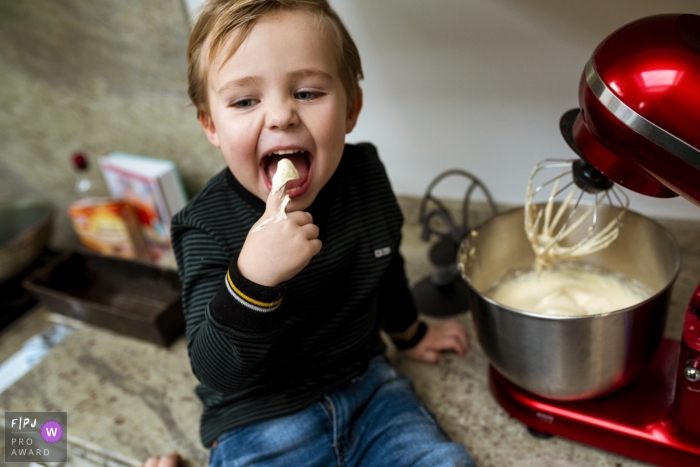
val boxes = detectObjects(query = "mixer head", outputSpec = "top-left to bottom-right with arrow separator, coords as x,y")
527,13 -> 700,269
562,14 -> 700,207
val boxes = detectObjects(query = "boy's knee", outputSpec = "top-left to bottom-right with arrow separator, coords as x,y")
414,442 -> 474,467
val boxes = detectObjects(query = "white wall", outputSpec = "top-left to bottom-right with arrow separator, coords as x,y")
330,0 -> 700,219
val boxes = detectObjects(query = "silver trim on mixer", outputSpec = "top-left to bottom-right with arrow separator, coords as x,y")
584,58 -> 700,170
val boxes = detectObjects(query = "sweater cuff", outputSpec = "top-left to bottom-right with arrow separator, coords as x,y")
388,321 -> 427,350
209,256 -> 286,333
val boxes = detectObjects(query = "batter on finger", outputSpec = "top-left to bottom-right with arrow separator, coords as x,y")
252,158 -> 300,232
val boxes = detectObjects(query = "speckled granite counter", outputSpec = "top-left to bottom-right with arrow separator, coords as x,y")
0,312 -> 206,467
1,197 -> 698,467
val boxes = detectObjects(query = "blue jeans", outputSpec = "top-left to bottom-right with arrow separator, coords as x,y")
209,357 -> 475,467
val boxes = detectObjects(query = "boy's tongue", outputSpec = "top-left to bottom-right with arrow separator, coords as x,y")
267,153 -> 309,190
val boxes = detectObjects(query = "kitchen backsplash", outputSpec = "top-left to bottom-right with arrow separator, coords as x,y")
0,0 -> 224,249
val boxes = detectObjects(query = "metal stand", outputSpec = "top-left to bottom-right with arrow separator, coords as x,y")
411,170 -> 497,317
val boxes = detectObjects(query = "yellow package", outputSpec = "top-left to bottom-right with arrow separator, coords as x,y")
68,199 -> 149,261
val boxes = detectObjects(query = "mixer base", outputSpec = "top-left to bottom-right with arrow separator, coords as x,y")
490,338 -> 700,466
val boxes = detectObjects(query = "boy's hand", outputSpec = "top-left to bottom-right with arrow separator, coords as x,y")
238,187 -> 322,287
141,453 -> 180,467
402,320 -> 468,363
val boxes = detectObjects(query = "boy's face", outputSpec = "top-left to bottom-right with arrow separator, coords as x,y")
199,10 -> 361,212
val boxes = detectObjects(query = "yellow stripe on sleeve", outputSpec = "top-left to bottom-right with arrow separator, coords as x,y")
227,271 -> 283,309
387,321 -> 420,341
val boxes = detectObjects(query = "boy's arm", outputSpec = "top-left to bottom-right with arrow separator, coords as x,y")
377,250 -> 427,350
174,178 -> 320,394
174,226 -> 285,394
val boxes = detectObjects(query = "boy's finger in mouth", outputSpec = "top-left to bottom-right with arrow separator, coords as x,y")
262,149 -> 313,198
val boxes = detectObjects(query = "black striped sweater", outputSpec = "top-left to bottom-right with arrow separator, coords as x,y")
171,143 -> 425,448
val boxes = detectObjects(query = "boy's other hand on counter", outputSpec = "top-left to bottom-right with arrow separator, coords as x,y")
238,187 -> 322,287
402,321 -> 468,363
141,453 -> 181,467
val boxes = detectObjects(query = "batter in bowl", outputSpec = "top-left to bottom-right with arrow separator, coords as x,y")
486,262 -> 652,316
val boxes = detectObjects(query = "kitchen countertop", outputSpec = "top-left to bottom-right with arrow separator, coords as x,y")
1,197 -> 698,467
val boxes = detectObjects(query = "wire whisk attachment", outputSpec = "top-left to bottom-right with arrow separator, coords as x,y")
524,158 -> 629,272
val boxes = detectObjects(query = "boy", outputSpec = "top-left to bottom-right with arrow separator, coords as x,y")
169,0 -> 474,465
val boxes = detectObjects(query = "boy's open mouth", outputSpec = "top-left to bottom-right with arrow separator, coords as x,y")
262,149 -> 312,198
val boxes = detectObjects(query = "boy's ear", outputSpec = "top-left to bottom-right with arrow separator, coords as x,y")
345,88 -> 363,134
198,108 -> 221,148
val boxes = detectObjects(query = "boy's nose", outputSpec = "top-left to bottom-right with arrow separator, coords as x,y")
265,98 -> 299,131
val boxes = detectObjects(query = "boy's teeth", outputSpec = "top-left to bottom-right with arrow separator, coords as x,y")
271,149 -> 301,155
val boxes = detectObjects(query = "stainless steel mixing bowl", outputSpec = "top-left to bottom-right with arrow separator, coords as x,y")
458,205 -> 680,400
0,196 -> 53,284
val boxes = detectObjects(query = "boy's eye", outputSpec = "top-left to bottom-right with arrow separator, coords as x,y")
295,91 -> 322,101
232,98 -> 259,109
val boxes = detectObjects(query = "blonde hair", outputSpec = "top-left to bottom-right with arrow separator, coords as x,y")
188,0 -> 363,115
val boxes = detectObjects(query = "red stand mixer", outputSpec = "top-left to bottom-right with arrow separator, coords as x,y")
486,13 -> 700,466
